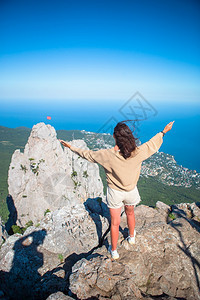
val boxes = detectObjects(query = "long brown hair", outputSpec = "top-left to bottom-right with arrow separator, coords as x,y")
113,120 -> 138,159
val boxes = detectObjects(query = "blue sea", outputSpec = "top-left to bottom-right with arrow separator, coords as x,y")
1,99 -> 200,172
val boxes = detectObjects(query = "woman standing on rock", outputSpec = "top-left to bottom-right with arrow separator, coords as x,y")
59,120 -> 174,259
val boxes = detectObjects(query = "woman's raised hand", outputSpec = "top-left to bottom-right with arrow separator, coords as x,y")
163,121 -> 175,134
59,139 -> 71,148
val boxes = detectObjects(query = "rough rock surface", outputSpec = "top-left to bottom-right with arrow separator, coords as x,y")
8,122 -> 103,227
69,202 -> 200,300
46,292 -> 74,300
0,201 -> 199,299
0,199 -> 109,299
0,217 -> 8,245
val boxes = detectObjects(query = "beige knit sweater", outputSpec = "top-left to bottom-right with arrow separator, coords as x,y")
70,132 -> 163,191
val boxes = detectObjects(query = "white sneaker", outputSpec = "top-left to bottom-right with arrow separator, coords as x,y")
108,245 -> 119,260
126,229 -> 136,245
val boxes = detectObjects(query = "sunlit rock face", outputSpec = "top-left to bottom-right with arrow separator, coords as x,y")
8,122 -> 104,226
69,202 -> 200,300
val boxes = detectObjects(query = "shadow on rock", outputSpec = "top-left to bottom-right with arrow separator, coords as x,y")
0,229 -> 70,299
5,195 -> 18,234
171,204 -> 200,233
0,227 -> 106,299
84,197 -> 111,246
169,205 -> 200,293
84,197 -> 127,248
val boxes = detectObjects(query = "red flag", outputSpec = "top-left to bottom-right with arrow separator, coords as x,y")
47,116 -> 51,120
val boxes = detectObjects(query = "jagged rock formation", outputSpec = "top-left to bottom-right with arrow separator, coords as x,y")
8,122 -> 103,227
69,202 -> 200,300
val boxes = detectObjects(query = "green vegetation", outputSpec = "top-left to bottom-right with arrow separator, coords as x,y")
83,170 -> 89,178
20,164 -> 28,173
44,209 -> 51,216
58,253 -> 64,263
30,159 -> 45,176
11,220 -> 33,234
30,163 -> 39,175
11,225 -> 24,234
71,170 -> 77,177
137,176 -> 200,207
57,129 -> 84,141
168,213 -> 176,220
25,220 -> 33,227
71,169 -> 81,189
0,126 -> 31,222
72,179 -> 81,189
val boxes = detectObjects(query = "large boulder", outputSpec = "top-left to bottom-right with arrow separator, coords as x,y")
69,202 -> 200,300
8,122 -> 104,227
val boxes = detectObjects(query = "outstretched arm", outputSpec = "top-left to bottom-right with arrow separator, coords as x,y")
59,139 -> 107,164
137,121 -> 175,162
162,121 -> 174,134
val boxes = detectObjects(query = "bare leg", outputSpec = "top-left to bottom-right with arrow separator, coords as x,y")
109,207 -> 122,251
125,205 -> 135,237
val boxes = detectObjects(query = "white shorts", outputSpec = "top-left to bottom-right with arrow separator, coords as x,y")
106,185 -> 141,209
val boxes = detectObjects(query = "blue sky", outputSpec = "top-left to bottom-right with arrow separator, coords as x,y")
0,0 -> 199,103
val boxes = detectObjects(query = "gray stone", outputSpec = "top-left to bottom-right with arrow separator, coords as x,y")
0,217 -> 8,246
156,201 -> 170,214
0,202 -> 109,299
46,291 -> 74,300
171,202 -> 200,232
8,122 -> 104,226
70,250 -> 143,299
69,203 -> 200,300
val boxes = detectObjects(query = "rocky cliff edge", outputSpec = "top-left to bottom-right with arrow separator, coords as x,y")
0,200 -> 200,300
